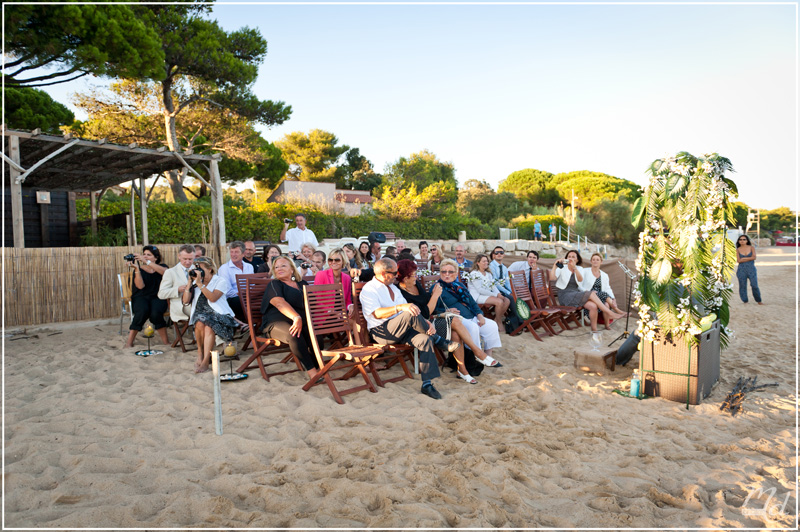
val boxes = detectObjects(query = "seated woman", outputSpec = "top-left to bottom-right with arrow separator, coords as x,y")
551,250 -> 625,332
414,240 -> 430,262
181,256 -> 240,373
437,259 -> 503,367
256,244 -> 283,274
125,245 -> 169,348
428,244 -> 445,271
581,253 -> 624,329
314,247 -> 355,319
396,259 -> 493,383
260,256 -> 320,381
346,242 -> 375,282
467,254 -> 511,332
295,242 -> 317,277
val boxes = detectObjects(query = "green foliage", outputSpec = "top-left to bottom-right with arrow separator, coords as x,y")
761,206 -> 796,232
729,201 -> 750,229
275,130 -> 349,182
498,169 -> 561,206
79,225 -> 129,247
4,3 -> 165,87
510,214 -> 567,240
456,179 -> 520,222
374,150 -> 458,220
336,148 -> 382,192
554,172 -> 641,210
4,87 -> 74,133
585,194 -> 642,246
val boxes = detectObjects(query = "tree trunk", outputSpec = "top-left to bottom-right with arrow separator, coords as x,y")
162,76 -> 188,203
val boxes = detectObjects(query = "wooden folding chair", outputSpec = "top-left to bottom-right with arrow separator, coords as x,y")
420,274 -> 440,292
509,270 -> 559,340
533,269 -> 583,329
303,283 -> 384,404
118,272 -> 134,334
526,269 -> 571,334
170,315 -> 195,352
235,278 -> 305,380
236,272 -> 271,351
303,274 -> 316,285
352,281 -> 415,385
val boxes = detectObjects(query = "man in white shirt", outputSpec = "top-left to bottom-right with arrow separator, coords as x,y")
359,258 -> 455,400
280,213 -> 319,256
158,244 -> 196,322
508,250 -> 540,290
217,241 -> 254,320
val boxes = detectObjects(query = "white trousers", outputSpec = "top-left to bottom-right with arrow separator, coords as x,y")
459,315 -> 502,351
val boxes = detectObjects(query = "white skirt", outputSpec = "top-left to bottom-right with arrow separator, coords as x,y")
459,315 -> 502,351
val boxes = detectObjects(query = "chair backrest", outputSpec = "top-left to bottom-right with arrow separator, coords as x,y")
118,272 -> 133,302
530,269 -> 552,308
415,260 -> 429,271
458,268 -> 469,284
420,274 -> 440,293
244,277 -> 272,337
236,272 -> 271,302
303,283 -> 354,365
303,274 -> 316,285
351,281 -> 370,345
510,270 -> 533,303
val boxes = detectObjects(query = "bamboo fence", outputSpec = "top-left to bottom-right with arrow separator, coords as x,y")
2,245 -> 224,327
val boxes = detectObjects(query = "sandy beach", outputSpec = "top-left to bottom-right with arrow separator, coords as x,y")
4,247 -> 797,528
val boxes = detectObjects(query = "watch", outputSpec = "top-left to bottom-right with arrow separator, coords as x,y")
146,260 -> 152,265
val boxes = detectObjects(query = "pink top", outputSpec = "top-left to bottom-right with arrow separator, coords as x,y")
313,269 -> 353,307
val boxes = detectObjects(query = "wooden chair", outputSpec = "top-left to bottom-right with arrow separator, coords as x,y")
420,274 -> 440,292
509,270 -> 560,340
303,274 -> 316,285
235,277 -> 305,380
352,281 -> 415,385
526,269 -> 572,334
236,272 -> 271,351
533,269 -> 583,330
302,283 -> 384,404
170,317 -> 195,352
118,272 -> 134,334
415,260 -> 430,271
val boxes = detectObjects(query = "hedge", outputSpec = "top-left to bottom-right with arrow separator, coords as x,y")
76,197 -> 496,244
511,214 -> 567,240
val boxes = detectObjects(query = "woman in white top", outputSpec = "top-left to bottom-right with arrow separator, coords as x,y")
551,250 -> 624,332
467,254 -> 511,331
182,256 -> 238,373
414,240 -> 430,262
581,253 -> 624,327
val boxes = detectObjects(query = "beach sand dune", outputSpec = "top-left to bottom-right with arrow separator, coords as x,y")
4,248 -> 796,528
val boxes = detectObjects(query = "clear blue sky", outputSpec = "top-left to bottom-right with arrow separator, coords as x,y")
43,2 -> 798,211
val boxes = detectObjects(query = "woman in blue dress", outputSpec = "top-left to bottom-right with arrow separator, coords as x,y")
736,235 -> 763,304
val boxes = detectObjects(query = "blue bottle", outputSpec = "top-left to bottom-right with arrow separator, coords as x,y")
630,369 -> 641,398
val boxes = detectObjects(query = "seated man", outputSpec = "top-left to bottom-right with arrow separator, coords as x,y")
310,250 -> 326,274
453,244 -> 473,270
158,244 -> 196,325
243,240 -> 265,270
508,250 -> 540,289
217,241 -> 254,321
359,258 -> 456,400
489,246 -> 512,298
194,244 -> 206,258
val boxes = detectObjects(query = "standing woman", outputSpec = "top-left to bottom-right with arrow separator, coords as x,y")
736,235 -> 763,304
581,253 -> 624,329
125,245 -> 169,348
260,256 -> 321,381
551,250 -> 624,332
428,245 -> 445,270
256,244 -> 283,274
467,254 -> 511,331
182,257 -> 239,373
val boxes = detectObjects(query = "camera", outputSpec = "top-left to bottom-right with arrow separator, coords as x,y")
300,262 -> 311,269
284,218 -> 291,223
556,260 -> 564,269
123,253 -> 136,262
188,267 -> 205,281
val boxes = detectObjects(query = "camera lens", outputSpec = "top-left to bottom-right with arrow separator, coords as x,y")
123,253 -> 135,262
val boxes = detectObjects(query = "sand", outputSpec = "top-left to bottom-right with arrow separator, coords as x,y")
4,247 -> 797,528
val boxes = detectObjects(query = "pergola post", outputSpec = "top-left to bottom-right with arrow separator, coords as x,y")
209,158 -> 226,264
139,176 -> 149,246
90,191 -> 98,238
128,180 -> 137,246
8,136 -> 24,248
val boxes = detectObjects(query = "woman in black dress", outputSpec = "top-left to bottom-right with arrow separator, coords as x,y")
125,245 -> 169,348
260,256 -> 321,380
256,244 -> 283,274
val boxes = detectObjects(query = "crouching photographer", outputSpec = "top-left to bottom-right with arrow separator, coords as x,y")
181,257 -> 240,374
124,245 -> 169,348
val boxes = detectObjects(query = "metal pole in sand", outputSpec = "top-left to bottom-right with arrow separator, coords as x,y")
211,350 -> 223,435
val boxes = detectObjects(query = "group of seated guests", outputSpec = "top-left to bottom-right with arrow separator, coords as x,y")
124,234 -> 626,392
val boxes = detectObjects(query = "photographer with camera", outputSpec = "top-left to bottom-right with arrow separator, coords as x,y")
280,213 -> 318,256
124,245 -> 169,348
181,257 -> 239,373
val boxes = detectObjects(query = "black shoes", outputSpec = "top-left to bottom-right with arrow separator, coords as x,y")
421,383 -> 442,400
431,334 -> 459,353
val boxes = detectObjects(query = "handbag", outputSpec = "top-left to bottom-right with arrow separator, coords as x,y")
430,311 -> 457,341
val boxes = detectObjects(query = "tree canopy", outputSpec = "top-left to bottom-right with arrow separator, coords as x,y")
4,87 -> 74,133
274,129 -> 350,182
553,171 -> 641,210
457,179 -> 520,224
3,4 -> 165,87
497,168 -> 561,206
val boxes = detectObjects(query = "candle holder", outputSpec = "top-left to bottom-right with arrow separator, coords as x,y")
135,325 -> 164,357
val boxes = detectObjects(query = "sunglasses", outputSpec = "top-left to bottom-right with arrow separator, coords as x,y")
494,251 -> 505,255
144,245 -> 158,252
382,270 -> 398,276
440,269 -> 457,274
327,258 -> 342,263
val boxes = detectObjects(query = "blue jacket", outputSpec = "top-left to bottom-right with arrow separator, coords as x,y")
437,280 -> 483,320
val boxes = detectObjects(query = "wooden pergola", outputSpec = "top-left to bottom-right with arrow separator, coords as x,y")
2,128 -> 227,253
